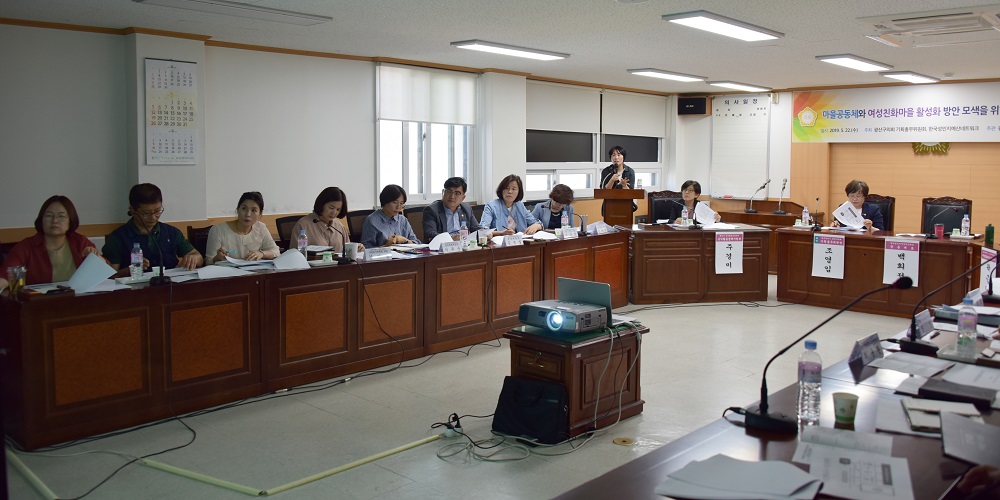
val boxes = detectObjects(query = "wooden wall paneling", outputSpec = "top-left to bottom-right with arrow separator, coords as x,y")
423,252 -> 493,353
790,142 -> 830,220
357,260 -> 423,356
490,245 -> 543,330
592,232 -> 630,307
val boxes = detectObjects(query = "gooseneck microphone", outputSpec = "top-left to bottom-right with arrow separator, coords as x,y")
658,199 -> 701,228
924,207 -> 961,239
737,276 -> 913,433
745,179 -> 770,214
137,215 -> 171,286
773,178 -> 788,215
901,251 -> 999,355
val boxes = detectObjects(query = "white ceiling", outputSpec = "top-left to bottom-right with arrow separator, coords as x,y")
3,0 -> 1000,94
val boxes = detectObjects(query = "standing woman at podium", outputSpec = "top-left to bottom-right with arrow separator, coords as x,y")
600,145 -> 637,214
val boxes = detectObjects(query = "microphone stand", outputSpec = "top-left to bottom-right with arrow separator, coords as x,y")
739,277 -> 913,434
745,184 -> 764,214
901,251 -> 999,355
772,180 -> 787,215
924,207 -> 959,239
138,217 -> 171,286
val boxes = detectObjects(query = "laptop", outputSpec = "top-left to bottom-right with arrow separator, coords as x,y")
557,277 -> 638,327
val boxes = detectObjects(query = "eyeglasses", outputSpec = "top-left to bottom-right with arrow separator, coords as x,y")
137,209 -> 165,218
43,213 -> 69,221
389,201 -> 406,208
442,189 -> 464,198
847,193 -> 865,200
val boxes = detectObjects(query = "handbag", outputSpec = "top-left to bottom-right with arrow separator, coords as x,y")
492,376 -> 569,445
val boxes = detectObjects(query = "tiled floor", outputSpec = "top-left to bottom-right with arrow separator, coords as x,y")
5,276 -> 909,499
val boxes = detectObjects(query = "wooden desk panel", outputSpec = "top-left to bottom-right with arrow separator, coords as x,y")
542,232 -> 629,308
424,251 -> 493,353
777,228 -> 973,317
490,244 -> 543,331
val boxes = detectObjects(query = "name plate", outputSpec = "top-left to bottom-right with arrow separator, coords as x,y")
714,232 -> 744,274
561,227 -> 579,240
503,234 -> 524,247
883,238 -> 920,286
914,309 -> 935,339
595,223 -> 609,235
811,234 -> 845,279
849,332 -> 883,366
440,241 -> 463,254
363,247 -> 392,262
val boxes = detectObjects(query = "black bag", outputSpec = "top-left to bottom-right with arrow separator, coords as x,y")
492,376 -> 569,445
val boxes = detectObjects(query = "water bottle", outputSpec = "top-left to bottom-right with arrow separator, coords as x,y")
802,206 -> 810,226
297,229 -> 308,253
459,221 -> 469,249
957,298 -> 978,360
130,243 -> 143,279
560,211 -> 570,228
636,178 -> 643,189
961,214 -> 971,236
797,340 -> 822,427
681,206 -> 689,226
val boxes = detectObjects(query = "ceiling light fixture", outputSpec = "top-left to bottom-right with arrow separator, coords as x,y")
627,68 -> 706,82
708,81 -> 771,92
662,11 -> 783,41
450,40 -> 568,61
881,71 -> 940,84
816,54 -> 893,72
132,0 -> 331,25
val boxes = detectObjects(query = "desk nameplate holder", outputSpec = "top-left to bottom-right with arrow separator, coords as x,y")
363,247 -> 392,262
848,332 -> 883,367
440,241 -> 462,254
503,234 -> 524,247
560,227 -> 579,240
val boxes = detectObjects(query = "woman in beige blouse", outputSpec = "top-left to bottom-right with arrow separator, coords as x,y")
206,191 -> 280,264
290,186 -> 363,253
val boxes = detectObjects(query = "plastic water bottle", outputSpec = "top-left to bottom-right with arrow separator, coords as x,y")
560,211 -> 570,228
681,206 -> 689,226
636,178 -> 643,189
297,229 -> 308,253
957,298 -> 978,359
797,340 -> 822,427
459,221 -> 469,249
802,206 -> 810,226
130,243 -> 143,279
961,214 -> 971,236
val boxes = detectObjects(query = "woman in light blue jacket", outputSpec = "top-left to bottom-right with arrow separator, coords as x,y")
531,184 -> 575,230
480,174 -> 542,237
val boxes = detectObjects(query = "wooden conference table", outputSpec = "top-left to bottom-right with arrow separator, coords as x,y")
0,231 -> 629,450
557,346 -> 998,500
630,223 -> 770,304
777,227 -> 979,317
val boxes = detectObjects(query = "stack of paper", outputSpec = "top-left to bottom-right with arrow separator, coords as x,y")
901,398 -> 982,432
655,454 -> 822,499
793,427 -> 913,500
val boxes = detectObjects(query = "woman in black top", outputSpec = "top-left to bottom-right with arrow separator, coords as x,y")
600,145 -> 636,214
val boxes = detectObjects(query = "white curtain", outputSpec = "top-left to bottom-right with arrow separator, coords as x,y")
378,63 -> 477,125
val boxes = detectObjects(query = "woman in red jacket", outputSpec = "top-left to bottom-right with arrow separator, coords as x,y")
1,195 -> 100,289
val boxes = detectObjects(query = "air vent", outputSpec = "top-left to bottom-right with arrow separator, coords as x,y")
859,5 -> 1000,47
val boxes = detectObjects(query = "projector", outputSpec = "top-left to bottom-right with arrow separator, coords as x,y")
518,300 -> 608,334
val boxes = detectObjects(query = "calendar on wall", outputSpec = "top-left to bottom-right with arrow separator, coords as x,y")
145,58 -> 198,165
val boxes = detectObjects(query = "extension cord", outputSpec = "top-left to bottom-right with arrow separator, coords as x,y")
443,426 -> 463,438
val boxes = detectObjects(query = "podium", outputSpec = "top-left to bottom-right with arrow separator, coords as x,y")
595,189 -> 644,227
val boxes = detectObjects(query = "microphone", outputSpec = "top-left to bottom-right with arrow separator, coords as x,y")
313,218 -> 354,264
901,251 -> 999,355
773,178 -> 788,215
137,216 -> 171,286
924,207 -> 961,239
573,213 -> 589,235
659,199 -> 701,228
744,179 -> 770,214
738,276 -> 913,433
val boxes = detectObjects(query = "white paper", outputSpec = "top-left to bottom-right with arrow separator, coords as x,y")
305,245 -> 333,252
882,239 -> 920,286
694,202 -> 718,224
389,250 -> 418,259
89,279 -> 132,292
799,426 -> 894,456
532,230 -> 557,241
894,376 -> 927,396
812,233 -> 845,279
869,352 -> 954,377
67,253 -> 116,293
273,249 -> 309,270
833,201 -> 866,228
703,222 -> 738,229
875,399 -> 940,438
391,243 -> 429,250
801,445 -> 914,500
428,232 -> 454,251
169,274 -> 200,283
655,454 -> 822,500
225,255 -> 274,266
163,268 -> 198,277
715,232 -> 744,274
197,265 -> 251,279
941,363 -> 1000,391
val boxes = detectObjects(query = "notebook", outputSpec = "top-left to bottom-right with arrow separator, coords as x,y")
557,277 -> 637,327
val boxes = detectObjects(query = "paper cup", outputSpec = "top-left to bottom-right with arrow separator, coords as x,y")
343,242 -> 358,260
321,251 -> 333,263
832,392 -> 859,425
934,223 -> 944,239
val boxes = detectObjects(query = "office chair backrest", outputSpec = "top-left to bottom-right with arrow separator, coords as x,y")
346,209 -> 375,244
186,225 -> 212,258
865,194 -> 895,232
404,206 -> 425,242
471,204 -> 485,224
921,196 -> 972,235
647,190 -> 682,222
275,215 -> 302,250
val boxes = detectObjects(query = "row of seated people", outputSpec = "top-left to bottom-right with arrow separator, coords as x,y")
0,177 -> 578,290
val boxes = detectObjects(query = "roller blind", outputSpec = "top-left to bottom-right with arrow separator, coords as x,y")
602,90 -> 666,137
526,81 -> 600,133
377,63 -> 477,125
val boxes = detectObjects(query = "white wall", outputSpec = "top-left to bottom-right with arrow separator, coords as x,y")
479,72 -> 527,198
205,47 -> 376,215
0,25 -> 127,227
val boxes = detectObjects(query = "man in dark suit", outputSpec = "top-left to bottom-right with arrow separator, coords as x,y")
423,177 -> 480,241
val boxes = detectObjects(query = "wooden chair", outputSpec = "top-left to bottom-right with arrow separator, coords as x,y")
646,190 -> 682,222
186,225 -> 212,258
921,196 -> 972,234
864,194 -> 895,232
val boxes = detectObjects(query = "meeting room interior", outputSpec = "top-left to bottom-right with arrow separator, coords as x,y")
2,1 -> 1000,499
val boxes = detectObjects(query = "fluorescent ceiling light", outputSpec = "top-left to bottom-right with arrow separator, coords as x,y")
662,11 -> 783,41
450,40 -> 568,61
708,81 -> 771,92
816,54 -> 893,72
132,0 -> 331,25
628,68 -> 705,82
881,71 -> 939,84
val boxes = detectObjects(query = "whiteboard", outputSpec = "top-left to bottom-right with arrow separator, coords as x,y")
709,94 -> 770,199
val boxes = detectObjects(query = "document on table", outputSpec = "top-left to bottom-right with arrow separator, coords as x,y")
225,255 -> 274,266
654,454 -> 821,500
694,202 -> 718,224
894,376 -> 927,396
427,232 -> 453,251
941,411 -> 1000,468
272,249 -> 309,270
531,230 -> 557,240
833,200 -> 866,228
931,321 -> 998,338
875,399 -> 940,438
198,266 -> 251,279
795,426 -> 893,457
703,222 -> 738,229
941,363 -> 1000,391
67,253 -> 116,293
869,352 -> 954,377
797,444 -> 914,500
